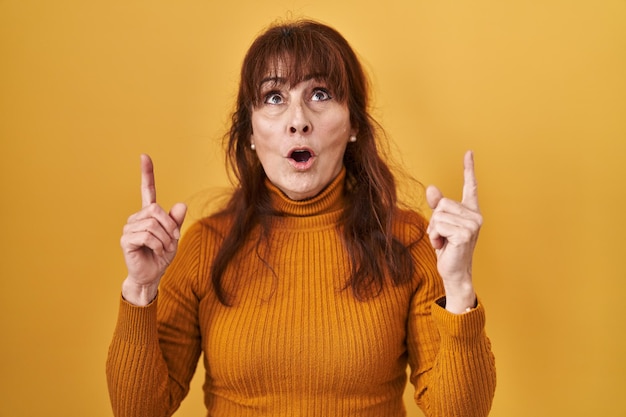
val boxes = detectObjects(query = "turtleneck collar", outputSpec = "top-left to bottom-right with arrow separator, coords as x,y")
264,168 -> 347,228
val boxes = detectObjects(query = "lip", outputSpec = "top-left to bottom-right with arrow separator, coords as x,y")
286,146 -> 316,171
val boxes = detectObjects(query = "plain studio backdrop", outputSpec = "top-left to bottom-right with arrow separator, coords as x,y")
0,1 -> 624,416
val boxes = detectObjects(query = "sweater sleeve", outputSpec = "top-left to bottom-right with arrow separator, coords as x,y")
406,237 -> 496,417
106,221 -> 206,417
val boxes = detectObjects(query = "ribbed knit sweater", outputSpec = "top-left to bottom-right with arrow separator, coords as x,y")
107,170 -> 496,417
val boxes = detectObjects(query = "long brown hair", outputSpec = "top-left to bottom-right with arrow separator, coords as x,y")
210,19 -> 418,305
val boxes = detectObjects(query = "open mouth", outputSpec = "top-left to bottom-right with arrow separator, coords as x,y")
290,149 -> 313,163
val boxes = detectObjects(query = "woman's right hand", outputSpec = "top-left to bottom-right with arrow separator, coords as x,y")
119,154 -> 187,306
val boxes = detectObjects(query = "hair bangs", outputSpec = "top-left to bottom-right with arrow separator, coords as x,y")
241,21 -> 351,106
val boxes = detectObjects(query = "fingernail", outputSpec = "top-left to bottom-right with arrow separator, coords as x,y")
173,228 -> 180,240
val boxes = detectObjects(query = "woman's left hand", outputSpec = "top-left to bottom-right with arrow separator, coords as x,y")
426,150 -> 482,314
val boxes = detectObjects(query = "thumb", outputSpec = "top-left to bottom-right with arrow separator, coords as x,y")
426,185 -> 444,210
169,202 -> 187,231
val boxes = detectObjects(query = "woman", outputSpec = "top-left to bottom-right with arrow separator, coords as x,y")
107,19 -> 496,417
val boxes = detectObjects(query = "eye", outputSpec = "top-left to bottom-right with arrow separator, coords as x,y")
263,92 -> 284,105
311,88 -> 332,102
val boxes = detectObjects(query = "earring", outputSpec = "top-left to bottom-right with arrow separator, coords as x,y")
250,143 -> 256,151
349,135 -> 357,143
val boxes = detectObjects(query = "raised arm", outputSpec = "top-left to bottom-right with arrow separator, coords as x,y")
107,155 -> 200,417
409,151 -> 496,416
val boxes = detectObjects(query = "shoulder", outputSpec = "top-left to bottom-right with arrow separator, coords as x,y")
177,212 -> 235,254
168,213 -> 235,296
391,207 -> 428,244
392,207 -> 438,277
393,207 -> 428,227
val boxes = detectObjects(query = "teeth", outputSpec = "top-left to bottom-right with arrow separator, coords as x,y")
291,150 -> 311,162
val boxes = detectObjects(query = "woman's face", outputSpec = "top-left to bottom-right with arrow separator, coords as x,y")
251,75 -> 355,201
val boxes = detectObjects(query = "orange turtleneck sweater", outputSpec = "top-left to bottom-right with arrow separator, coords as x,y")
106,170 -> 496,417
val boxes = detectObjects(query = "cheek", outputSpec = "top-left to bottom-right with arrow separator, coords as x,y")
324,113 -> 352,146
250,119 -> 278,169
251,114 -> 279,143
331,106 -> 352,133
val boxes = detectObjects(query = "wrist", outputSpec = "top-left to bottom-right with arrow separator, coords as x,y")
443,281 -> 476,314
121,278 -> 159,307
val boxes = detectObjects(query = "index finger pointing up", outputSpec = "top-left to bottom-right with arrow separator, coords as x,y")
140,154 -> 157,208
461,150 -> 480,211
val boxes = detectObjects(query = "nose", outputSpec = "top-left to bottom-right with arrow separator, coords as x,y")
290,125 -> 309,133
288,102 -> 311,135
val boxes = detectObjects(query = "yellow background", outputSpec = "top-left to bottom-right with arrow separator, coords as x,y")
1,1 -> 624,416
